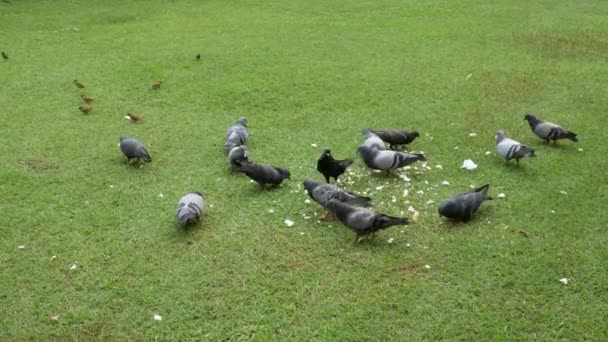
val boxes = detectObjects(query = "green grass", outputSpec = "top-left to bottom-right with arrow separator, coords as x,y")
1,0 -> 607,339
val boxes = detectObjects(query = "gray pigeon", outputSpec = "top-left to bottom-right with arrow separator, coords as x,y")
228,146 -> 251,170
368,129 -> 419,150
326,199 -> 410,244
524,114 -> 578,143
303,179 -> 372,210
495,130 -> 535,165
176,192 -> 205,225
224,117 -> 248,152
357,145 -> 426,171
233,160 -> 290,187
438,184 -> 492,222
119,136 -> 151,163
363,129 -> 385,150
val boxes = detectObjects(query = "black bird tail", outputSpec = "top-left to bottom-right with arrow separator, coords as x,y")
566,131 -> 578,142
338,159 -> 354,168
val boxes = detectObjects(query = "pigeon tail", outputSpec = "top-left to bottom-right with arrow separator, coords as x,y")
375,215 -> 410,229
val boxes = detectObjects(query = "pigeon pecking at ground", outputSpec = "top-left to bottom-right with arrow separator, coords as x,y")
367,129 -> 419,150
363,129 -> 385,150
224,117 -> 249,153
524,114 -> 578,144
303,179 -> 371,215
119,136 -> 152,163
233,160 -> 290,188
316,149 -> 353,183
495,130 -> 535,165
438,184 -> 492,222
228,146 -> 251,170
176,192 -> 205,225
326,199 -> 410,244
358,144 -> 426,172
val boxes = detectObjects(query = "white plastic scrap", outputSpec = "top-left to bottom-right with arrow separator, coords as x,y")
469,132 -> 477,137
304,199 -> 311,204
407,206 -> 417,213
268,209 -> 274,213
311,143 -> 318,147
424,265 -> 431,269
18,245 -> 25,251
441,181 -> 450,186
485,151 -> 492,156
153,314 -> 163,321
497,193 -> 506,198
284,219 -> 294,227
70,264 -> 78,271
559,278 -> 569,285
387,238 -> 395,244
559,191 -> 568,195
461,159 -> 478,171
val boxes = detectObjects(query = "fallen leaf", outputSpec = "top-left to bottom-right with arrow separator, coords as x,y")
50,255 -> 57,261
49,314 -> 60,321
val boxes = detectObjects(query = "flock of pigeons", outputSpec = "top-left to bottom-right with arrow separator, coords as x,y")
116,111 -> 578,244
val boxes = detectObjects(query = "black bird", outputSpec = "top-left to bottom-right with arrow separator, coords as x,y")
326,199 -> 410,244
438,184 -> 492,222
234,160 -> 290,188
1,52 -> 8,60
368,129 -> 419,150
524,114 -> 578,144
317,149 -> 353,183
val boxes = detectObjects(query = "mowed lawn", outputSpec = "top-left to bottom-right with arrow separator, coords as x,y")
1,0 -> 607,339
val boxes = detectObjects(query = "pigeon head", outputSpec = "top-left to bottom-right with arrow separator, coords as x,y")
411,131 -> 420,138
524,114 -> 537,121
438,200 -> 460,219
236,117 -> 248,127
119,136 -> 129,142
277,168 -> 291,180
495,130 -> 505,144
302,179 -> 319,195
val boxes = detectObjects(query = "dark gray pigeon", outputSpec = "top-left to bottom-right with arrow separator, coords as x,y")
438,184 -> 492,222
357,145 -> 426,171
524,114 -> 578,143
326,199 -> 410,244
495,130 -> 535,165
228,146 -> 251,170
368,129 -> 419,150
303,179 -> 371,210
224,117 -> 248,152
363,129 -> 385,150
119,136 -> 151,163
233,160 -> 290,188
176,192 -> 205,225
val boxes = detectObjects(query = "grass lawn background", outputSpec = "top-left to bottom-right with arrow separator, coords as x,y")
1,0 -> 607,339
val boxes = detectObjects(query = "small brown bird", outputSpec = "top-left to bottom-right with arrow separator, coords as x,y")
125,113 -> 141,123
151,81 -> 162,90
81,95 -> 94,104
1,52 -> 8,60
196,53 -> 201,60
73,80 -> 85,88
79,105 -> 93,114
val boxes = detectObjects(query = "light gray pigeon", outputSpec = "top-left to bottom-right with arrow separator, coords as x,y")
524,114 -> 578,143
495,130 -> 535,165
326,199 -> 410,244
357,145 -> 426,171
119,136 -> 151,163
228,146 -> 251,170
224,117 -> 248,152
438,184 -> 492,222
363,129 -> 385,150
233,160 -> 290,188
303,179 -> 372,210
176,192 -> 205,225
